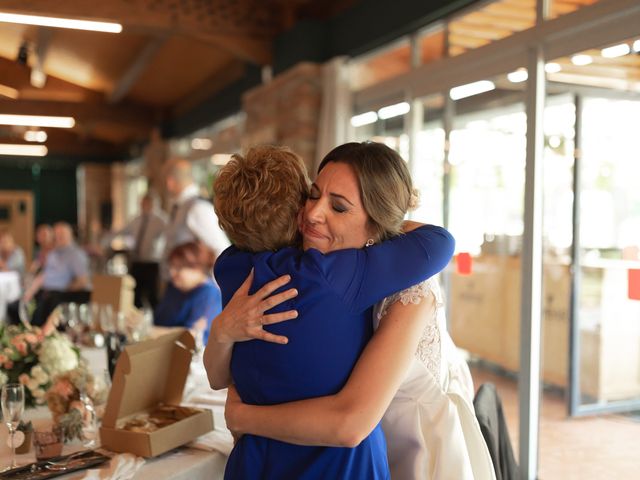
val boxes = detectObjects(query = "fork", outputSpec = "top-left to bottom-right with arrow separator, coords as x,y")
45,450 -> 90,466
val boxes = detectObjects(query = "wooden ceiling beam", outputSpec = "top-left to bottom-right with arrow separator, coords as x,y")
449,21 -> 514,40
109,35 -> 167,104
460,11 -> 533,32
0,57 -> 103,102
0,138 -> 125,156
484,3 -> 536,22
0,98 -> 156,128
449,33 -> 491,49
0,1 -> 275,64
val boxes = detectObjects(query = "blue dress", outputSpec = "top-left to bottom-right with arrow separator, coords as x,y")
215,225 -> 455,479
154,278 -> 221,344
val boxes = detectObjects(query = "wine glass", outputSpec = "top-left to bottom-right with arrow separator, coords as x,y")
1,383 -> 25,470
99,304 -> 115,334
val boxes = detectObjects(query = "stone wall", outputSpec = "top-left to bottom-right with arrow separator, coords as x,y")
242,62 -> 323,171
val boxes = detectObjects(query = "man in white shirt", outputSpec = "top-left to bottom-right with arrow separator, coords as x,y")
163,159 -> 229,278
118,193 -> 167,308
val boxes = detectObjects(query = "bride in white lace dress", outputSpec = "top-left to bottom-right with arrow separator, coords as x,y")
375,278 -> 495,479
224,276 -> 496,480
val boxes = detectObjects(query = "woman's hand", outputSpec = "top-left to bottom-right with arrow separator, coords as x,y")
225,385 -> 244,442
204,270 -> 298,389
210,269 -> 298,345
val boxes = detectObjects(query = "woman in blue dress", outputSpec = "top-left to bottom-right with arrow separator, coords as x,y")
155,241 -> 221,345
205,143 -> 455,479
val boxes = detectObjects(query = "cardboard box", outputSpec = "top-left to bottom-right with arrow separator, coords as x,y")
99,329 -> 214,457
91,274 -> 136,313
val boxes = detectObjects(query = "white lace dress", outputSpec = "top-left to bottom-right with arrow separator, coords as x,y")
374,278 -> 496,480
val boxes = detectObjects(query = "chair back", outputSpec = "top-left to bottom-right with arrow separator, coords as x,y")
473,383 -> 520,480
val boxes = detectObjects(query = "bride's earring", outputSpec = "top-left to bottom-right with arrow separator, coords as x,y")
365,239 -> 374,247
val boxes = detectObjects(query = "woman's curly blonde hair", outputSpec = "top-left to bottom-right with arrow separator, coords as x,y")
213,145 -> 310,252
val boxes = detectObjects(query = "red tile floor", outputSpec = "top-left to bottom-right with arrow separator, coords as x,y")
469,365 -> 640,479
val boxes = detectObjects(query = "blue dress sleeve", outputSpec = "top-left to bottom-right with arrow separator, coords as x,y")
312,224 -> 454,313
213,245 -> 252,307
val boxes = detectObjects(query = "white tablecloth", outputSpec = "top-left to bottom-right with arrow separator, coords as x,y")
0,270 -> 20,323
0,345 -> 232,479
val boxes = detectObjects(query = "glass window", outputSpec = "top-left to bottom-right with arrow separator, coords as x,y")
413,94 -> 445,225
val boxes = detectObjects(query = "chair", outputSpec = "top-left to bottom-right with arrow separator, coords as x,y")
473,383 -> 520,480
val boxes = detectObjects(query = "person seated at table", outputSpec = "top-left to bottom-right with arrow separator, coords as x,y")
9,222 -> 91,326
29,223 -> 55,275
0,231 -> 26,280
154,241 -> 221,346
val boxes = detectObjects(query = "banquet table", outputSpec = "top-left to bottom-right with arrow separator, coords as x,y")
0,270 -> 20,323
0,343 -> 232,479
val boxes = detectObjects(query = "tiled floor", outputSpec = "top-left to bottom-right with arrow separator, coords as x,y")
469,365 -> 640,480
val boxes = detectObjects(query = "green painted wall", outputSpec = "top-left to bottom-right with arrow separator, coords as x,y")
0,164 -> 77,227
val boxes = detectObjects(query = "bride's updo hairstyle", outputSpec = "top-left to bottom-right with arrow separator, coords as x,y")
317,141 -> 416,243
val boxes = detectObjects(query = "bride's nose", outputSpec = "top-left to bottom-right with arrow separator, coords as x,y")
305,198 -> 326,224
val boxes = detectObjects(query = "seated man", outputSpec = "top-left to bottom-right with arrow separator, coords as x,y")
12,222 -> 91,326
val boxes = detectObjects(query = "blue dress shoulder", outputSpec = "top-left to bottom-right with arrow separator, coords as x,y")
214,225 -> 454,480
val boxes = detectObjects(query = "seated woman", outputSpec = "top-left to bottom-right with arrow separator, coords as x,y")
154,241 -> 221,345
0,231 -> 26,280
29,224 -> 54,275
205,143 -> 455,479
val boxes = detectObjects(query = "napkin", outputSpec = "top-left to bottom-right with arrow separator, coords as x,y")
81,453 -> 145,480
188,429 -> 234,456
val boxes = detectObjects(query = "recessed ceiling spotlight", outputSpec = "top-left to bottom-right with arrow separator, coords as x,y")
545,63 -> 562,74
571,54 -> 593,66
601,44 -> 630,58
507,69 -> 528,83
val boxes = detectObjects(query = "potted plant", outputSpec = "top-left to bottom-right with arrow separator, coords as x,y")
15,420 -> 33,454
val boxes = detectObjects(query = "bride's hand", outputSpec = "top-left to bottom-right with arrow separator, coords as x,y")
211,269 -> 298,345
225,385 -> 244,442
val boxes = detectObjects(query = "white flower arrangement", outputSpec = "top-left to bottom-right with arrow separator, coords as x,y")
38,334 -> 79,377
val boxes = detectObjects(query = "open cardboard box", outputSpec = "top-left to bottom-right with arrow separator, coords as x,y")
99,329 -> 214,457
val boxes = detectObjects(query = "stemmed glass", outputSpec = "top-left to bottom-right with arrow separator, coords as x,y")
1,383 -> 25,470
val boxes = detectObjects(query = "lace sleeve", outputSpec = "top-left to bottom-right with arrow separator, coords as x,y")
375,277 -> 443,383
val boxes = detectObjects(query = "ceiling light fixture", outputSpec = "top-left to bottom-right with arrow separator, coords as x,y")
507,69 -> 528,83
544,63 -> 562,74
571,54 -> 593,66
350,111 -> 378,127
632,39 -> 640,53
0,84 -> 19,99
377,102 -> 410,120
450,80 -> 495,100
601,44 -> 630,58
191,138 -> 213,150
0,114 -> 75,128
24,130 -> 47,143
0,12 -> 122,33
0,144 -> 48,157
210,154 -> 232,166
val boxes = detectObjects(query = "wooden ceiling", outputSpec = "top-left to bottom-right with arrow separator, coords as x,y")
351,0 -> 640,96
0,0 -> 354,159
